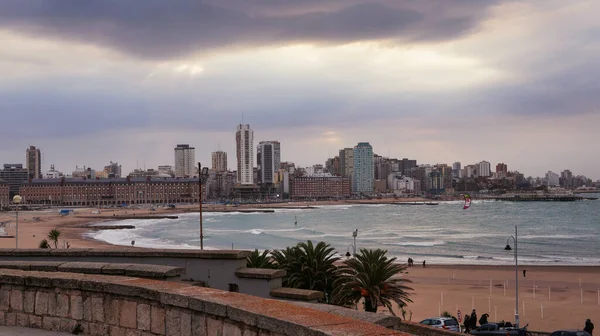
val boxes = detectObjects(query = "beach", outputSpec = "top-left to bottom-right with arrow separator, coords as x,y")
399,265 -> 600,332
0,200 -> 599,332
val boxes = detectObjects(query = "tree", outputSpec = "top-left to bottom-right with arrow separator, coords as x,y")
38,239 -> 51,249
332,248 -> 413,314
47,229 -> 61,249
271,241 -> 340,302
246,249 -> 275,269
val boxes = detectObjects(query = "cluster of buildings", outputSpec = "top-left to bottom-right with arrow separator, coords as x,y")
1,127 -> 598,207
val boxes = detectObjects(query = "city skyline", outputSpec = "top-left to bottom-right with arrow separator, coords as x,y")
4,139 -> 597,182
1,1 -> 599,179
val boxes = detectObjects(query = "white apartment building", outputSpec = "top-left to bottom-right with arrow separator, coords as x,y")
174,144 -> 196,178
236,124 -> 254,185
477,161 -> 491,177
545,171 -> 560,186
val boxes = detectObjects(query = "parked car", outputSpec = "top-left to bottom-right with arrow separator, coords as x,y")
419,317 -> 460,332
470,323 -> 531,336
549,331 -> 591,336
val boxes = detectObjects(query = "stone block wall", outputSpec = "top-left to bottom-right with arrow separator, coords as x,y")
0,269 -> 412,336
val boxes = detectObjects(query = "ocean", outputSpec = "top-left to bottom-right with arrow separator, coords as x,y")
89,196 -> 600,265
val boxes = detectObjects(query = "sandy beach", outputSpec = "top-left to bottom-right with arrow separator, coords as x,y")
0,199 -> 598,332
397,265 -> 600,332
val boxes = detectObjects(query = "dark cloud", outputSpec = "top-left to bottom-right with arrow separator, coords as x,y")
0,0 -> 499,59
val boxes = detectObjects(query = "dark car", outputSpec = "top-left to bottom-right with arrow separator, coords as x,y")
550,331 -> 591,336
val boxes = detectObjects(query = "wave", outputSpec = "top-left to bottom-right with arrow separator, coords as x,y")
383,241 -> 445,247
519,234 -> 589,240
87,229 -> 219,250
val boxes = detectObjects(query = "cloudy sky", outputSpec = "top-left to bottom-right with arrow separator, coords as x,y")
0,0 -> 598,179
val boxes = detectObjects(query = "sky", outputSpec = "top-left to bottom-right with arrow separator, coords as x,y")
0,0 -> 598,179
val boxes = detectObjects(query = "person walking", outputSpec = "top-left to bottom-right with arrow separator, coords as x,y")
470,309 -> 477,330
422,260 -> 426,268
584,319 -> 594,335
464,315 -> 471,334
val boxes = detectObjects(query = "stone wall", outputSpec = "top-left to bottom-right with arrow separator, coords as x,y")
0,249 -> 282,299
0,269 -> 412,336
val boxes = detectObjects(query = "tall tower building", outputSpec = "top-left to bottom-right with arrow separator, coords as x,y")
212,151 -> 228,172
352,142 -> 374,193
452,162 -> 462,178
174,144 -> 195,177
236,124 -> 254,185
477,161 -> 491,177
338,148 -> 354,178
26,146 -> 42,179
257,141 -> 281,184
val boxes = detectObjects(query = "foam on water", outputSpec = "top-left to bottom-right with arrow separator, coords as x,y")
89,200 -> 600,265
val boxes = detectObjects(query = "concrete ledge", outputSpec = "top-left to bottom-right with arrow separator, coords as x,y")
0,269 -> 412,336
289,301 -> 402,328
235,268 -> 286,280
58,262 -> 108,274
124,264 -> 184,278
0,248 -> 250,259
270,287 -> 324,301
0,261 -> 184,279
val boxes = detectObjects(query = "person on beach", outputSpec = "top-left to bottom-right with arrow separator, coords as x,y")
584,319 -> 594,335
470,309 -> 477,330
422,260 -> 426,268
523,269 -> 527,277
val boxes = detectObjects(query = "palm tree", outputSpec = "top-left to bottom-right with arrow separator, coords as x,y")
272,241 -> 340,302
332,248 -> 413,314
246,249 -> 275,268
47,229 -> 61,249
270,245 -> 303,286
38,239 -> 51,249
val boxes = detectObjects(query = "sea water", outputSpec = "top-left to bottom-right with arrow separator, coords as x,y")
89,196 -> 600,265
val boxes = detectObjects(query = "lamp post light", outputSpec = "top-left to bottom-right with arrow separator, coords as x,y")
13,195 -> 22,249
345,229 -> 359,258
198,163 -> 210,250
504,225 -> 519,328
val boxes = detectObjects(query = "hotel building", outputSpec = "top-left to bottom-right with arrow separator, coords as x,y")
236,124 -> 254,185
290,175 -> 351,200
19,177 -> 201,206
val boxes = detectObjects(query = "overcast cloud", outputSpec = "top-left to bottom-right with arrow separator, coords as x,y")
0,0 -> 598,179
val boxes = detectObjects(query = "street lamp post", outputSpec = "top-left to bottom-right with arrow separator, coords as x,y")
345,229 -> 359,258
504,225 -> 519,328
198,163 -> 210,250
13,195 -> 22,249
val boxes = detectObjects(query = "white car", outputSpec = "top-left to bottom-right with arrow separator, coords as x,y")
420,317 -> 461,332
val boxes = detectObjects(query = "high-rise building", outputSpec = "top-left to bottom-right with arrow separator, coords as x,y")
452,162 -> 462,178
257,141 -> 281,184
104,161 -> 122,178
211,151 -> 228,172
338,148 -> 354,178
560,170 -> 573,188
477,161 -> 491,177
26,146 -> 42,179
236,124 -> 254,185
0,164 -> 29,198
545,171 -> 560,187
352,142 -> 374,193
496,163 -> 508,173
174,144 -> 196,177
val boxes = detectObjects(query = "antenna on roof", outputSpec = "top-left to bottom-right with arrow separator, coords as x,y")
241,112 -> 244,125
